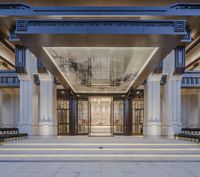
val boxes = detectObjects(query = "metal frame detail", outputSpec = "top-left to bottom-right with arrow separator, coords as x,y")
0,70 -> 19,88
15,19 -> 187,35
174,46 -> 185,74
15,46 -> 27,74
0,3 -> 200,16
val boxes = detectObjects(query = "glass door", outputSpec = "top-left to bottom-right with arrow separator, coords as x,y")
89,97 -> 112,136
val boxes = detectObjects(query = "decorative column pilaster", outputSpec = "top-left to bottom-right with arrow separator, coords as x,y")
17,47 -> 39,135
162,47 -> 185,137
18,75 -> 39,135
163,76 -> 182,136
38,74 -> 57,136
144,74 -> 162,136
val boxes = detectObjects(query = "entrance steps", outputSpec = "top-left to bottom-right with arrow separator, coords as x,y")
0,136 -> 199,161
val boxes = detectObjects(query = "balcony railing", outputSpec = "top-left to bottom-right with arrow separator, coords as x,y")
0,70 -> 19,88
182,71 -> 200,88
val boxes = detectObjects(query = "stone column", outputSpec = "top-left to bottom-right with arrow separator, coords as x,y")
161,47 -> 185,137
17,49 -> 39,135
144,74 -> 162,136
38,74 -> 57,136
19,75 -> 39,135
162,75 -> 182,136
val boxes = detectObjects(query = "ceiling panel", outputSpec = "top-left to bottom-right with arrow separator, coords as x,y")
44,47 -> 157,93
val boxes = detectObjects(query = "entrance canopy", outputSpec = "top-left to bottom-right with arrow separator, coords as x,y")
0,3 -> 198,93
15,19 -> 187,93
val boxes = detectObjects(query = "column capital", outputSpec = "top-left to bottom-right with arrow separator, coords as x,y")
167,75 -> 182,81
38,73 -> 53,81
147,74 -> 162,82
18,74 -> 31,81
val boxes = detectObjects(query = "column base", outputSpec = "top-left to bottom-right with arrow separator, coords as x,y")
39,121 -> 57,136
161,124 -> 182,138
18,123 -> 39,136
143,122 -> 161,136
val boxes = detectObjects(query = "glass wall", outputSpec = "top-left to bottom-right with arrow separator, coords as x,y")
57,99 -> 69,135
56,91 -> 145,136
113,100 -> 125,134
77,100 -> 89,134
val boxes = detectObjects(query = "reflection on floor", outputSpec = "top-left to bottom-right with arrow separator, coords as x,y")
0,136 -> 200,177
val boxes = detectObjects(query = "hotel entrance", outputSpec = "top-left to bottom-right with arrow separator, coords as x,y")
76,96 -> 125,136
57,90 -> 143,136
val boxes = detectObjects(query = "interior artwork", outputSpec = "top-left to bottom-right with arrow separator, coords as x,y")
90,97 -> 112,136
113,101 -> 124,134
77,100 -> 89,134
44,47 -> 157,93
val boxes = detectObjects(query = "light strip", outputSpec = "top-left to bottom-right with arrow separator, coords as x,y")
0,154 -> 200,158
126,47 -> 158,92
4,143 -> 199,146
0,148 -> 199,151
43,47 -> 76,92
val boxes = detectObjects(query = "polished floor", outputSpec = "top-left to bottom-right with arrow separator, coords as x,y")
0,136 -> 200,177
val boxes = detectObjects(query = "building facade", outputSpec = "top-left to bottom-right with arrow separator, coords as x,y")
0,1 -> 199,137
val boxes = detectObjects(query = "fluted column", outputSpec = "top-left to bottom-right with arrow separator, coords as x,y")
144,74 -> 162,136
18,75 -> 39,135
17,49 -> 39,135
161,47 -> 185,137
38,74 -> 57,136
162,76 -> 182,136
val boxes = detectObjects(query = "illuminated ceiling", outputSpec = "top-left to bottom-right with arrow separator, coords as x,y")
44,47 -> 157,93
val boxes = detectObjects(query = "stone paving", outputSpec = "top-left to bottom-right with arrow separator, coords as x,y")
0,136 -> 200,177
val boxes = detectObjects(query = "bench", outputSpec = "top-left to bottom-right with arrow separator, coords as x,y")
0,133 -> 28,142
0,128 -> 19,134
175,128 -> 200,143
